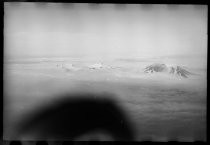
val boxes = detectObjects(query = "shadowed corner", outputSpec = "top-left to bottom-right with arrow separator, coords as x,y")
14,92 -> 135,141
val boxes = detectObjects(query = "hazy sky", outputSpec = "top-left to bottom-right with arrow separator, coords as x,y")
4,3 -> 207,59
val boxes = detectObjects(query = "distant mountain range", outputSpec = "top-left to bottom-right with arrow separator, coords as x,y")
144,63 -> 193,78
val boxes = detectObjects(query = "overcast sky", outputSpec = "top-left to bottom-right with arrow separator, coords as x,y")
4,3 -> 207,59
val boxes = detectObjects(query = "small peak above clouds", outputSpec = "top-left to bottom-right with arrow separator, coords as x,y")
58,63 -> 81,72
88,63 -> 103,69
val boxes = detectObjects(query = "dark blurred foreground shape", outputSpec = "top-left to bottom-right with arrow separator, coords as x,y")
15,93 -> 135,141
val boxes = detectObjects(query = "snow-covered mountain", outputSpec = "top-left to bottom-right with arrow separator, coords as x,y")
168,65 -> 193,78
144,63 -> 168,73
144,63 -> 193,78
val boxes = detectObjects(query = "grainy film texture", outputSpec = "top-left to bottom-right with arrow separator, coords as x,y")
4,3 -> 207,141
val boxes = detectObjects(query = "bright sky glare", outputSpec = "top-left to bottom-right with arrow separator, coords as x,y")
4,3 -> 207,60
